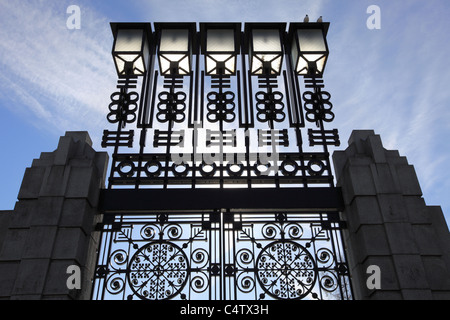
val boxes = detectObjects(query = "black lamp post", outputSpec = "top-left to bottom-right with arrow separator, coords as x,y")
96,19 -> 353,302
154,23 -> 196,76
200,23 -> 241,76
245,23 -> 286,75
289,22 -> 329,76
110,23 -> 152,77
103,19 -> 339,188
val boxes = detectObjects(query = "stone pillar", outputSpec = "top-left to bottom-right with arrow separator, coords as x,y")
0,132 -> 108,300
333,130 -> 450,300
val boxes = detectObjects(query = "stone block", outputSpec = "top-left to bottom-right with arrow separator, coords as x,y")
0,131 -> 106,300
348,130 -> 376,154
340,229 -> 357,269
377,194 -> 409,223
371,163 -> 401,194
403,196 -> 430,224
396,164 -> 422,196
392,255 -> 429,289
52,228 -> 88,264
385,150 -> 406,164
344,196 -> 383,232
42,295 -> 72,300
22,226 -> 58,259
412,224 -> 442,255
59,199 -> 93,233
39,165 -> 71,197
54,136 -> 76,166
31,152 -> 55,167
65,131 -> 92,147
82,230 -> 102,286
335,130 -> 450,299
9,200 -> 35,229
0,211 -> 12,247
432,291 -> 450,300
94,152 -> 109,185
347,156 -> 375,167
421,256 -> 450,291
343,263 -> 365,300
341,165 -> 377,204
428,206 -> 450,250
43,259 -> 79,297
384,223 -> 419,255
67,158 -> 94,168
365,134 -> 386,164
12,259 -> 50,296
65,166 -> 95,199
349,257 -> 400,300
17,167 -> 46,200
332,151 -> 347,184
364,256 -> 400,291
0,228 -> 28,261
0,262 -> 19,297
10,294 -> 42,300
30,197 -> 64,227
65,165 -> 103,208
401,289 -> 433,300
73,143 -> 96,164
369,290 -> 403,300
352,225 -> 391,262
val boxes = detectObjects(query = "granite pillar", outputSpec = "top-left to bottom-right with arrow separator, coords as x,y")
333,130 -> 450,299
0,132 -> 108,300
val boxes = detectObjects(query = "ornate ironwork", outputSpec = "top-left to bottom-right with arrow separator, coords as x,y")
94,21 -> 353,301
101,22 -> 341,190
92,211 -> 352,300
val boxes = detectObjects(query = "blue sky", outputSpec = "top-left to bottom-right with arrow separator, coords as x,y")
0,0 -> 449,225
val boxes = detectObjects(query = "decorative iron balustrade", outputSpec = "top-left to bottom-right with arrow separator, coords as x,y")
94,21 -> 353,301
101,23 -> 340,190
92,211 -> 352,300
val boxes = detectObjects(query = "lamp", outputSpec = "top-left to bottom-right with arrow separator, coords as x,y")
200,23 -> 241,75
289,22 -> 329,76
110,23 -> 152,77
245,23 -> 286,75
155,23 -> 196,76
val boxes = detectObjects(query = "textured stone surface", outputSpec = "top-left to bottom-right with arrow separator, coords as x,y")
0,131 -> 108,300
334,130 -> 450,300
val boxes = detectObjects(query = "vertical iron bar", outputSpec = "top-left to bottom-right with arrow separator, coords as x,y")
247,70 -> 255,128
237,70 -> 243,127
200,71 -> 205,125
240,32 -> 250,128
220,210 -> 224,300
283,70 -> 294,127
148,70 -> 158,128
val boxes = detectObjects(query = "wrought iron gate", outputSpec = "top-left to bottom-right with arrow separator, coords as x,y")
91,210 -> 352,300
93,21 -> 354,301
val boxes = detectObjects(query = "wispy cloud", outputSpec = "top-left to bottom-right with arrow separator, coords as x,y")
326,1 -> 450,211
1,0 -> 449,219
0,0 -> 116,141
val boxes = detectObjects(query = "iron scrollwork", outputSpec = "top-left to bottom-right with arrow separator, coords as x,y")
96,22 -> 353,302
157,91 -> 187,123
256,240 -> 316,300
256,91 -> 285,123
92,211 -> 352,301
128,241 -> 189,300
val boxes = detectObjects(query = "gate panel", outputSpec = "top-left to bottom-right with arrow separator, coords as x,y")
91,211 -> 352,300
95,21 -> 353,302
